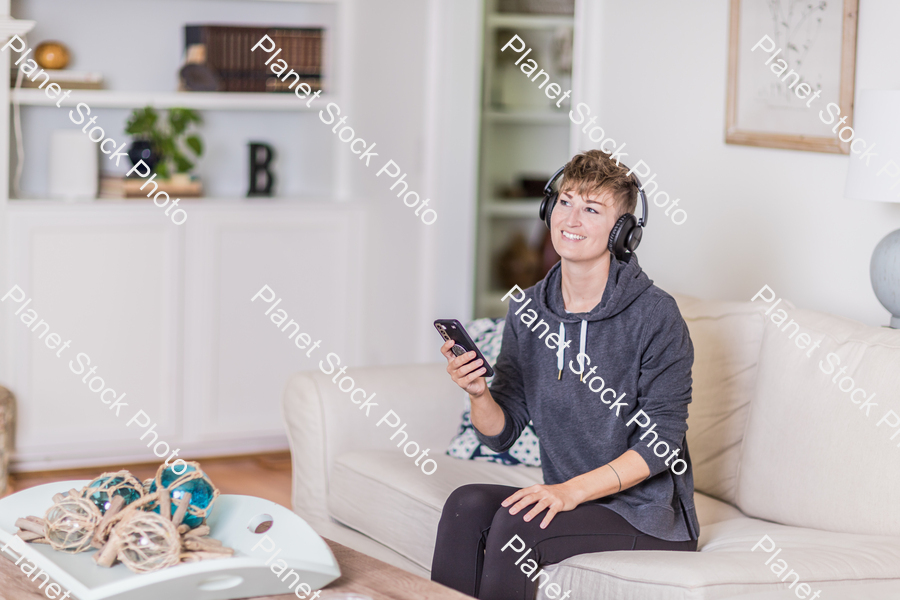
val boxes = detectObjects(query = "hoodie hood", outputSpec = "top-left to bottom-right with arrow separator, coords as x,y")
537,254 -> 654,323
535,254 -> 654,377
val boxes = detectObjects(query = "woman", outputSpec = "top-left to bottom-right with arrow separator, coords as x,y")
431,150 -> 699,600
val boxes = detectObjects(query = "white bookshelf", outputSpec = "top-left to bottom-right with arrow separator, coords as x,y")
7,195 -> 346,205
484,109 -> 569,125
11,88 -> 336,111
7,0 -> 343,200
481,290 -> 512,318
474,2 -> 578,318
486,13 -> 574,29
482,198 -> 543,217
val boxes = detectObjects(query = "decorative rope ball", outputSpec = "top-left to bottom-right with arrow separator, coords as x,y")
44,496 -> 102,553
148,462 -> 218,529
82,470 -> 144,514
116,511 -> 181,573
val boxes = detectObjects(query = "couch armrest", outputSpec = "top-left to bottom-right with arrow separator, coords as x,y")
282,362 -> 466,521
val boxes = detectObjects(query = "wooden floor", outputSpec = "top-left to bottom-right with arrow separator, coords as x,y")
7,452 -> 294,508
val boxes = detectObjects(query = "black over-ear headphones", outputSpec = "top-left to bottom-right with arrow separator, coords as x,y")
538,164 -> 648,261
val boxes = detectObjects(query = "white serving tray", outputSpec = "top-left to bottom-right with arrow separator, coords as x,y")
0,481 -> 341,600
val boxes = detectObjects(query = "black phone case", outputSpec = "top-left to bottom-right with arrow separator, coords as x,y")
434,319 -> 495,378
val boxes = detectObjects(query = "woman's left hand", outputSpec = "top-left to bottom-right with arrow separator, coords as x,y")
502,483 -> 584,529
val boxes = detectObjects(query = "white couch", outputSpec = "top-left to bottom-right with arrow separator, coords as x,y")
282,294 -> 900,599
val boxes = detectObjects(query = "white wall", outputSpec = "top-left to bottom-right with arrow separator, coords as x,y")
338,0 -> 428,366
576,0 -> 900,327
417,0 -> 482,357
344,0 -> 482,365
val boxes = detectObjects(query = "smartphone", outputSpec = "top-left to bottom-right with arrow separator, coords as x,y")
434,319 -> 495,378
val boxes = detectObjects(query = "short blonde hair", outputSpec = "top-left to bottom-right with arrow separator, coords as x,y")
558,150 -> 638,217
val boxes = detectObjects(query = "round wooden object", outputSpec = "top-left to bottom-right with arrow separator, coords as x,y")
34,41 -> 70,70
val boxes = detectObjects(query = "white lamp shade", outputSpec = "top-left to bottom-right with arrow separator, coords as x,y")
844,90 -> 900,203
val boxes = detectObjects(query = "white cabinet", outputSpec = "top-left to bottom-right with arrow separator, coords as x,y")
181,204 -> 364,445
6,201 -> 364,471
6,204 -> 184,470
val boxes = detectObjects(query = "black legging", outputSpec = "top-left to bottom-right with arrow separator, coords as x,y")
431,484 -> 697,600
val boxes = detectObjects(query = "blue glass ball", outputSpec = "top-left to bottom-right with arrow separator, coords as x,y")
85,476 -> 143,514
148,464 -> 215,529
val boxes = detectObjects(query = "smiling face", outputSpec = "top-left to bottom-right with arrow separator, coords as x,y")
550,187 -> 621,265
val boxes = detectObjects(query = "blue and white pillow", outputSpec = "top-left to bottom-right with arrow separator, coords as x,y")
445,318 -> 542,467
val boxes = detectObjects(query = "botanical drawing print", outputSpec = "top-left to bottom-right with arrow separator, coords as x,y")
762,0 -> 828,103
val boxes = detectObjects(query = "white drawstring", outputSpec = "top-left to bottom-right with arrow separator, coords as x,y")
578,319 -> 587,381
556,323 -> 565,380
557,320 -> 588,380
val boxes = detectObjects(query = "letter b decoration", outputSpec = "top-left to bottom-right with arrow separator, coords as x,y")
248,142 -> 275,197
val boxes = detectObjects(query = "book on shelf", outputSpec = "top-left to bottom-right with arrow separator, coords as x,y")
184,25 -> 324,93
99,175 -> 203,199
11,70 -> 104,90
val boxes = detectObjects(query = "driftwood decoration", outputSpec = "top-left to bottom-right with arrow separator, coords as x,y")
14,461 -> 233,573
14,516 -> 51,545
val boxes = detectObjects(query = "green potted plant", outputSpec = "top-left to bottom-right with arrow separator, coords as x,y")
125,106 -> 204,184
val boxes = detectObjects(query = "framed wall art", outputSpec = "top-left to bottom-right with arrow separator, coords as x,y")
726,0 -> 859,154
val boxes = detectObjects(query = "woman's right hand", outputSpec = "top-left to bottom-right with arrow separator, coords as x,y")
441,340 -> 488,397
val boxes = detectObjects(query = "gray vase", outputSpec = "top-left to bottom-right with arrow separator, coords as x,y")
870,228 -> 900,328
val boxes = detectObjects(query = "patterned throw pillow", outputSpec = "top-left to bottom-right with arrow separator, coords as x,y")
445,318 -> 542,467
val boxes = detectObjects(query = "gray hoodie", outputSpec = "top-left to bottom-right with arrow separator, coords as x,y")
475,256 -> 700,542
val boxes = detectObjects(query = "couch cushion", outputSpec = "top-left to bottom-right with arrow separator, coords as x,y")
328,450 -> 746,571
328,451 -> 544,569
735,307 -> 900,536
672,296 -> 765,504
536,517 -> 900,600
728,581 -> 900,600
